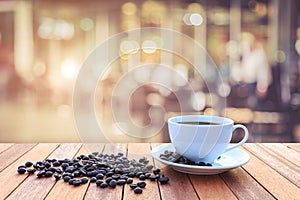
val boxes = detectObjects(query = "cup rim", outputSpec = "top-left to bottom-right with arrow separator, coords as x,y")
168,115 -> 233,126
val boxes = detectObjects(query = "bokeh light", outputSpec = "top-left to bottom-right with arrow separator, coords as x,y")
122,2 -> 137,16
80,18 -> 94,31
142,40 -> 157,54
60,59 -> 78,79
190,13 -> 203,26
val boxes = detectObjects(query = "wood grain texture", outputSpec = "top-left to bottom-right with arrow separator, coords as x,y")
84,143 -> 127,200
244,143 -> 300,187
242,147 -> 300,200
0,143 -> 14,154
0,143 -> 36,172
262,143 -> 300,167
189,174 -> 237,200
285,143 -> 300,152
220,168 -> 275,200
6,143 -> 82,200
1,143 -> 300,199
0,143 -> 59,199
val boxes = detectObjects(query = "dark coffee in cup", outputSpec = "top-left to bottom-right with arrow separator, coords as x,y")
177,121 -> 220,125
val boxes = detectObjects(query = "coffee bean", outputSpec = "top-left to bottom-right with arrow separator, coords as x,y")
153,168 -> 161,175
149,175 -> 157,181
134,187 -> 143,194
137,181 -> 146,188
45,171 -> 53,177
139,175 -> 146,180
54,174 -> 61,181
44,162 -> 51,168
53,161 -> 61,167
48,167 -> 56,172
130,183 -> 138,189
117,179 -> 126,185
112,174 -> 120,180
25,161 -> 33,167
80,177 -> 89,184
61,163 -> 69,169
73,170 -> 81,177
105,177 -> 113,183
63,176 -> 71,182
17,167 -> 26,174
27,168 -> 36,174
96,180 -> 103,186
69,179 -> 75,185
96,173 -> 104,179
73,180 -> 81,186
158,175 -> 169,184
100,182 -> 108,188
90,177 -> 97,183
128,172 -> 135,178
109,180 -> 117,188
126,178 -> 133,184
37,171 -> 45,178
18,165 -> 26,169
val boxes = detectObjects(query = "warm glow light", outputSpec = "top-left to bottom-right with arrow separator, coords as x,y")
122,2 -> 137,16
60,59 -> 78,79
146,93 -> 165,106
172,64 -> 188,86
190,13 -> 203,26
142,40 -> 157,54
57,104 -> 72,119
226,40 -> 240,58
38,18 -> 74,40
218,83 -> 231,98
274,50 -> 286,63
33,61 -> 46,77
191,92 -> 206,111
80,18 -> 94,31
183,13 -> 192,25
54,20 -> 74,40
120,40 -> 139,55
152,36 -> 163,48
295,40 -> 300,55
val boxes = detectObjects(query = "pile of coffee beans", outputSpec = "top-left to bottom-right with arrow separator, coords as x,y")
17,152 -> 169,194
159,150 -> 213,166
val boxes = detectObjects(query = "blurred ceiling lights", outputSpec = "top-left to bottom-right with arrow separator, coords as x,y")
38,18 -> 74,40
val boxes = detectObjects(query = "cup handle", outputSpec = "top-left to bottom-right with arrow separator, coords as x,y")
224,124 -> 249,153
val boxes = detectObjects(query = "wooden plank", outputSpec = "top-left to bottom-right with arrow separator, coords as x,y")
241,147 -> 300,200
6,143 -> 82,200
220,168 -> 275,200
0,143 -> 14,153
285,143 -> 300,153
0,143 -> 59,199
262,143 -> 300,167
189,175 -> 237,199
151,143 -> 199,200
45,144 -> 105,200
84,143 -> 127,200
0,143 -> 36,172
244,143 -> 300,187
123,143 -> 160,200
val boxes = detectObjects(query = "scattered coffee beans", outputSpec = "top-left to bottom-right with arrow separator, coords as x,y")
159,150 -> 214,166
16,151 -> 170,196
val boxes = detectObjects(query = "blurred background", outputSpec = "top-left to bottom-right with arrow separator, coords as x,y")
1,0 -> 300,143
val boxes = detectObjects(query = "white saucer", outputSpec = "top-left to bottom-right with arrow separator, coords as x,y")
151,143 -> 250,175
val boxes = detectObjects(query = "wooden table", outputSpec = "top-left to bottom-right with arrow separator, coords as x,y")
0,143 -> 299,199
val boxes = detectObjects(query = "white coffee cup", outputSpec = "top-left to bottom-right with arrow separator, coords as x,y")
168,115 -> 248,163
